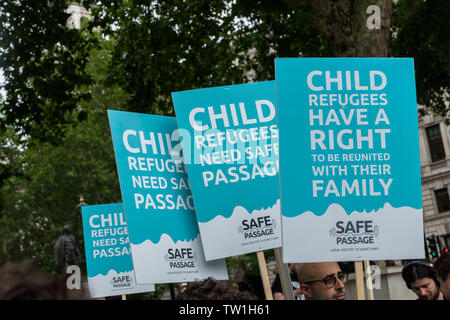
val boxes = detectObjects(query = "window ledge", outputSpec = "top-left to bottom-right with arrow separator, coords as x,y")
424,210 -> 450,222
430,159 -> 447,170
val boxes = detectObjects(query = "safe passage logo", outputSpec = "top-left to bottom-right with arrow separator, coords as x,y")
110,274 -> 134,289
329,220 -> 380,245
238,215 -> 277,240
165,247 -> 198,269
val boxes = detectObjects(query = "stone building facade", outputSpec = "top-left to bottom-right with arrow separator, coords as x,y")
419,111 -> 450,255
66,2 -> 91,29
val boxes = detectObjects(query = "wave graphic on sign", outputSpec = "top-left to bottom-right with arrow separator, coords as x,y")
291,202 -> 422,218
88,269 -> 155,298
90,267 -> 133,278
133,232 -> 198,252
207,199 -> 281,221
198,199 -> 282,260
282,202 -> 424,263
130,233 -> 228,284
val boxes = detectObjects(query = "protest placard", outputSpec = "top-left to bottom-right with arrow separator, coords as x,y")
81,203 -> 155,298
108,110 -> 228,284
172,81 -> 282,261
275,58 -> 424,262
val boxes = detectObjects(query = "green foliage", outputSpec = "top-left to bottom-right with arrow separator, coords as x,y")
232,0 -> 329,81
82,0 -> 246,116
390,0 -> 449,117
0,36 -> 124,275
0,1 -> 95,144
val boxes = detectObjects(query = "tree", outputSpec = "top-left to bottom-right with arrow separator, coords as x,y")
82,0 -> 246,115
0,36 -> 124,274
0,0 -> 95,144
0,35 -> 168,298
2,0 -> 447,144
233,0 -> 448,114
390,0 -> 450,117
232,0 -> 392,78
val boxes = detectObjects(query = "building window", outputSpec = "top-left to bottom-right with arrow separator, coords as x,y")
426,124 -> 446,162
444,235 -> 450,249
435,188 -> 450,213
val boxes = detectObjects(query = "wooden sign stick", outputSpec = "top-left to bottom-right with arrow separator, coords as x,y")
274,247 -> 294,300
364,260 -> 375,300
256,251 -> 273,300
354,261 -> 365,300
122,294 -> 126,300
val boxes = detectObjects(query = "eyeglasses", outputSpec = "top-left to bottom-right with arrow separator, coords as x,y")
303,272 -> 348,288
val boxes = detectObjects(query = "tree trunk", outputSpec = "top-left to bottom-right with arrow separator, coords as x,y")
351,0 -> 392,57
282,0 -> 392,57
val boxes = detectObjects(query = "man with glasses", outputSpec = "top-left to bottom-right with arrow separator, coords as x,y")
294,262 -> 347,300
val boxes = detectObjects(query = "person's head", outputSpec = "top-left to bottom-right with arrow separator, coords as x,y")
177,277 -> 256,300
401,260 -> 440,300
0,260 -> 88,300
295,262 -> 346,300
434,251 -> 450,299
63,225 -> 71,234
288,263 -> 297,274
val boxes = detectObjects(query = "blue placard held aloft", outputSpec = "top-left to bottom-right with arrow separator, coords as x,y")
81,203 -> 155,298
172,81 -> 282,261
108,110 -> 228,284
275,58 -> 424,263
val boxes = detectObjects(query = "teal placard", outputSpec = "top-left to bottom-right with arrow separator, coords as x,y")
276,58 -> 424,262
172,82 -> 282,261
81,203 -> 155,297
108,110 -> 228,284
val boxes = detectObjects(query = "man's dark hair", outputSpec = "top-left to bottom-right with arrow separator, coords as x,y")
0,260 -> 88,300
401,260 -> 439,289
434,251 -> 450,281
177,277 -> 256,300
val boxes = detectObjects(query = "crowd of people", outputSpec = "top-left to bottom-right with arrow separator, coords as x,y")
269,253 -> 450,300
1,252 -> 449,300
